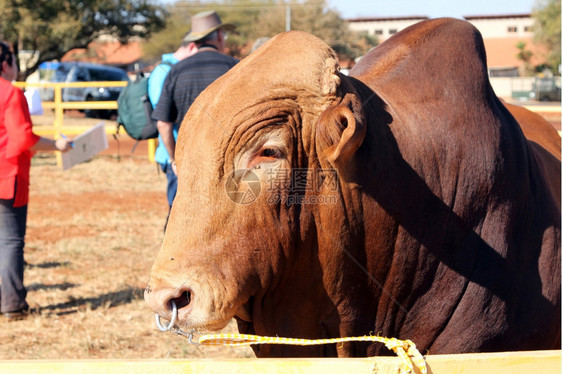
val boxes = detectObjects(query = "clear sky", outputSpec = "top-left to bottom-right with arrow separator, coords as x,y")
328,0 -> 537,19
160,1 -> 538,20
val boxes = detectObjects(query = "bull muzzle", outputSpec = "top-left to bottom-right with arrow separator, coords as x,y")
144,284 -> 192,328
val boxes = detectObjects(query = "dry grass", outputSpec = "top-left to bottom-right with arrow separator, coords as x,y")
0,140 -> 253,359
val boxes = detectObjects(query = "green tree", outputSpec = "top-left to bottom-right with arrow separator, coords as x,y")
143,0 -> 275,60
516,41 -> 534,75
142,2 -> 194,61
142,0 -> 268,60
0,0 -> 167,80
532,0 -> 561,74
247,0 -> 377,61
143,0 -> 376,63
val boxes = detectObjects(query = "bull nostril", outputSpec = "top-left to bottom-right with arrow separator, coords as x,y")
171,290 -> 191,309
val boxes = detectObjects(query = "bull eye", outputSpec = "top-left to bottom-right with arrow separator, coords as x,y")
260,147 -> 281,159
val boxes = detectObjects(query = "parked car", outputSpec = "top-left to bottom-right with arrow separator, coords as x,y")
531,77 -> 561,102
38,62 -> 129,119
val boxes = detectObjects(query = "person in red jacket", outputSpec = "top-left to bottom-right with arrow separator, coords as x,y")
0,42 -> 73,320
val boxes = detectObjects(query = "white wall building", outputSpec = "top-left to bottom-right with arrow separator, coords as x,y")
345,14 -> 556,100
346,13 -> 534,41
346,14 -> 545,76
347,16 -> 428,42
464,14 -> 534,38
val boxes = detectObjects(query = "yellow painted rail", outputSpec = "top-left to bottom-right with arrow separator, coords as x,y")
522,105 -> 562,114
0,350 -> 558,374
12,81 -> 561,165
13,81 -> 126,118
13,81 -> 156,164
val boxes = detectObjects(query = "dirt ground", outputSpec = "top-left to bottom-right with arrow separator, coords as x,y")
0,111 -> 253,360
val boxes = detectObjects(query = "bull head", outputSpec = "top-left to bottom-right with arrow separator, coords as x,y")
145,20 -> 562,357
144,31 -> 373,357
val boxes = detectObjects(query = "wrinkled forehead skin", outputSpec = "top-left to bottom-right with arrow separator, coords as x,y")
175,31 -> 340,169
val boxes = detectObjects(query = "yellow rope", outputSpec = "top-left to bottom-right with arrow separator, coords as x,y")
194,333 -> 427,374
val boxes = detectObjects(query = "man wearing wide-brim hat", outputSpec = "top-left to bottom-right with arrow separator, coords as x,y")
183,10 -> 236,43
152,10 -> 239,177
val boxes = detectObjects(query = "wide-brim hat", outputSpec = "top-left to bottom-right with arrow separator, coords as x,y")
183,10 -> 236,42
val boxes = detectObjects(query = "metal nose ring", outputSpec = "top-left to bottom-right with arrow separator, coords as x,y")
155,299 -> 177,332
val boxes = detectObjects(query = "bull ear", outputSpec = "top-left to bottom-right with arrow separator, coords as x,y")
317,102 -> 366,165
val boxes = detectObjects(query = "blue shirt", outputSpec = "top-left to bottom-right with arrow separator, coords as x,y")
147,53 -> 179,165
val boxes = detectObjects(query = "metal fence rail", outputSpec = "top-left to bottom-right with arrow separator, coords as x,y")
13,81 -> 559,165
13,81 -> 156,164
0,350 -> 559,374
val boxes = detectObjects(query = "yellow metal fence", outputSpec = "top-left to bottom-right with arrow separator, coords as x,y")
0,350 -> 559,374
13,81 -> 156,163
12,81 -> 560,164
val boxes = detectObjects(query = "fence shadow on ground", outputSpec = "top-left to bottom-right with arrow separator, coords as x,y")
27,282 -> 77,292
39,287 -> 144,316
25,261 -> 71,269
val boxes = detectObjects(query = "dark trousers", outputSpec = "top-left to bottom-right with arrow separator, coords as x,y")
160,162 -> 178,208
160,163 -> 177,232
0,198 -> 29,313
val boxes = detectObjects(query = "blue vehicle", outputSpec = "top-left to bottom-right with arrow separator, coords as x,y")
38,62 -> 129,119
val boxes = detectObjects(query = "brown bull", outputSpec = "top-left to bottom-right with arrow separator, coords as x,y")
145,18 -> 561,357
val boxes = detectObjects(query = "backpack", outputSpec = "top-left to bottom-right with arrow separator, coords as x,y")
116,62 -> 171,140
